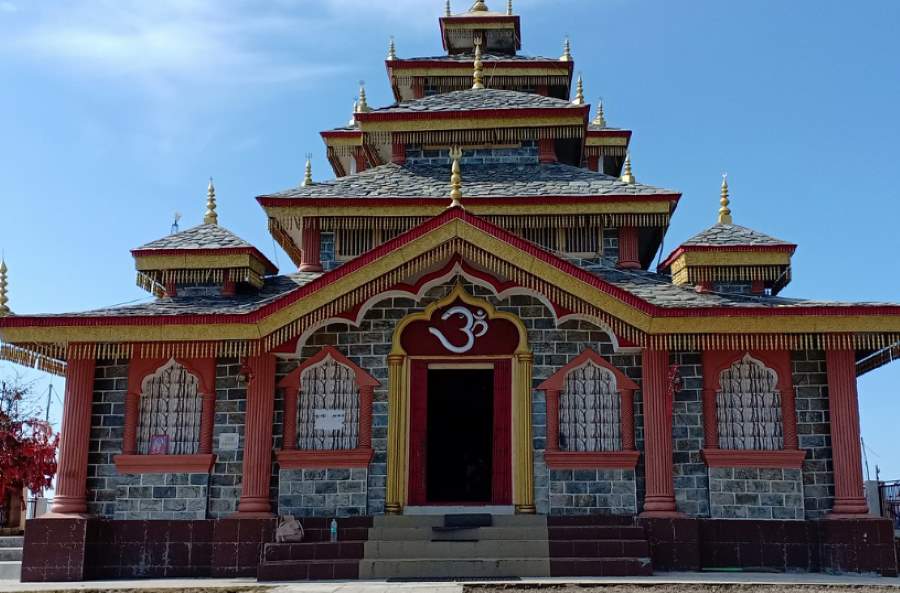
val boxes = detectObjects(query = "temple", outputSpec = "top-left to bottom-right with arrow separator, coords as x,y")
2,0 -> 900,582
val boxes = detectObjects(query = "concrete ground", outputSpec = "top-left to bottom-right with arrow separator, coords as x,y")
0,574 -> 899,593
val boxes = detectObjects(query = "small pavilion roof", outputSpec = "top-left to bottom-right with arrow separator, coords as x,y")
680,223 -> 795,248
396,53 -> 562,63
135,224 -> 256,251
362,89 -> 580,115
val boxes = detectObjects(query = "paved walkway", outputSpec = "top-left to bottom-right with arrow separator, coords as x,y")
0,573 -> 899,593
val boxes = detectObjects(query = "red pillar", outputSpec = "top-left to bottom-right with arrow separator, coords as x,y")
49,357 -> 96,516
617,227 -> 640,269
640,348 -> 682,517
282,386 -> 299,452
299,218 -> 323,273
236,354 -> 277,516
538,139 -> 557,163
826,349 -> 869,516
545,389 -> 561,453
358,385 -> 374,450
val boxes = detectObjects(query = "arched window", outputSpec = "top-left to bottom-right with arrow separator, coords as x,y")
559,360 -> 621,452
297,354 -> 359,450
715,354 -> 783,451
137,359 -> 203,455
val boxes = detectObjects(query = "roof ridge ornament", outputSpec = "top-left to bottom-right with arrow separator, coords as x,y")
572,74 -> 585,105
349,100 -> 359,126
356,81 -> 371,113
470,0 -> 489,12
0,257 -> 10,317
303,154 -> 314,187
387,36 -> 397,61
445,0 -> 452,17
507,0 -> 513,15
204,177 -> 218,225
718,173 -> 733,224
472,38 -> 485,90
592,99 -> 607,127
448,146 -> 464,209
560,37 -> 572,62
620,154 -> 636,185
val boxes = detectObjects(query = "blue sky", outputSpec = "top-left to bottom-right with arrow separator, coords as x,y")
1,0 -> 898,479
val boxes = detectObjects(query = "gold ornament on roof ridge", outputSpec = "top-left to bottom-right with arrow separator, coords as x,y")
349,100 -> 359,126
560,37 -> 572,62
303,154 -> 314,187
620,154 -> 636,185
470,0 -> 489,12
204,177 -> 218,225
507,0 -> 513,15
356,81 -> 371,113
449,146 -> 464,208
445,0 -> 452,17
472,38 -> 485,90
593,99 -> 607,127
0,257 -> 9,316
718,173 -> 733,224
572,74 -> 585,105
387,37 -> 397,61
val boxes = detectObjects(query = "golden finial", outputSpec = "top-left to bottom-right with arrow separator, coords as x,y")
356,81 -> 371,113
472,38 -> 485,90
572,74 -> 585,105
560,37 -> 572,62
449,146 -> 464,208
349,100 -> 358,126
303,154 -> 314,187
718,173 -> 733,224
470,0 -> 489,11
0,257 -> 9,317
445,0 -> 452,17
507,0 -> 513,15
592,99 -> 607,127
204,177 -> 218,225
387,36 -> 397,61
620,154 -> 636,185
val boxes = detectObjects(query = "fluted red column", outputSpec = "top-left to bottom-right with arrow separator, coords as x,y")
358,385 -> 374,449
640,348 -> 681,516
198,390 -> 216,455
617,227 -> 640,269
282,386 -> 299,451
621,388 -> 636,451
236,354 -> 277,516
826,349 -> 869,516
50,357 -> 96,515
299,218 -> 322,273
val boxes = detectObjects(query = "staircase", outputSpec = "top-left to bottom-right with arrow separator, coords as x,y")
0,536 -> 23,581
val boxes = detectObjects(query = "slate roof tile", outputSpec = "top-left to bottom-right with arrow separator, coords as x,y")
681,223 -> 793,247
135,224 -> 255,251
401,53 -> 560,63
369,88 -> 579,114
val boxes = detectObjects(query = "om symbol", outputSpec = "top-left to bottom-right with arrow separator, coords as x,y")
428,306 -> 489,354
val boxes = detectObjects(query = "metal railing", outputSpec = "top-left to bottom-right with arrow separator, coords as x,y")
25,497 -> 52,520
879,481 -> 900,528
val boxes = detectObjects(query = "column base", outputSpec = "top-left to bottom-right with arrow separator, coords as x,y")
639,510 -> 685,518
40,511 -> 91,519
48,496 -> 88,516
299,263 -> 323,273
829,497 -> 869,517
617,261 -> 641,270
385,503 -> 403,515
515,504 -> 536,514
236,496 -> 272,515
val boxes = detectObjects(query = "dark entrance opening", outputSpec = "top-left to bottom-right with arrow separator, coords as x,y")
426,368 -> 494,503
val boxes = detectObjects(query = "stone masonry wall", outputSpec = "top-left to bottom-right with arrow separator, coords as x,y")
278,469 -> 368,517
113,473 -> 209,520
86,359 -> 129,517
793,350 -> 835,519
709,467 -> 804,520
548,469 -> 637,515
670,351 -> 710,517
208,358 -> 247,518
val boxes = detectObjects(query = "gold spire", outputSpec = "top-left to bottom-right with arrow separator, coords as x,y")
445,0 -> 451,17
620,154 -> 635,185
472,38 -> 485,90
449,146 -> 464,208
349,100 -> 358,126
203,177 -> 218,225
592,99 -> 607,127
303,154 -> 314,187
356,81 -> 371,113
470,0 -> 489,11
0,257 -> 9,317
507,0 -> 513,15
572,74 -> 585,105
718,174 -> 733,224
387,36 -> 397,61
560,37 -> 572,62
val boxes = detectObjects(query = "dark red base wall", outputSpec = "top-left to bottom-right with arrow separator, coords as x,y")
641,517 -> 898,577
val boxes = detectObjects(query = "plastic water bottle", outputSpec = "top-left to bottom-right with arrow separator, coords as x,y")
330,518 -> 338,542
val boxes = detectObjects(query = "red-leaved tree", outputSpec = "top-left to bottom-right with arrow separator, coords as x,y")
0,377 -> 59,525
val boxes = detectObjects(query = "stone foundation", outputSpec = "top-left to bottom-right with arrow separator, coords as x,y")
709,467 -> 804,520
277,468 -> 369,517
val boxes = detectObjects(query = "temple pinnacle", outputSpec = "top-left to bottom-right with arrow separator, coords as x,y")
620,154 -> 636,185
356,82 -> 371,113
718,174 -> 733,224
470,0 -> 489,12
507,0 -> 513,15
592,99 -> 607,127
349,100 -> 359,126
204,178 -> 218,225
449,146 -> 464,208
445,0 -> 451,17
303,155 -> 314,187
572,74 -> 585,105
560,37 -> 572,62
387,37 -> 397,61
472,39 -> 485,90
0,257 -> 9,317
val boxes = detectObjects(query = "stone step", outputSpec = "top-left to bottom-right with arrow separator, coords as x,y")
548,525 -> 647,541
257,559 -> 358,582
0,538 -> 23,549
550,538 -> 649,558
550,556 -> 653,577
360,557 -> 552,579
0,561 -> 21,581
373,514 -> 546,529
365,539 -> 548,560
369,525 -> 548,542
0,549 -> 22,562
263,541 -> 364,562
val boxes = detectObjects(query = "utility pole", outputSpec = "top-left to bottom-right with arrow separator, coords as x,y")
45,384 -> 52,424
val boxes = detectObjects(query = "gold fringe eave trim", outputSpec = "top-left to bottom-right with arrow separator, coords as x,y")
584,146 -> 628,157
369,126 -> 584,146
394,76 -> 572,89
138,268 -> 265,290
0,343 -> 67,377
278,213 -> 670,232
674,265 -> 791,284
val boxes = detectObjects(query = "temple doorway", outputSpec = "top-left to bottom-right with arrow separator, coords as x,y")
426,368 -> 494,503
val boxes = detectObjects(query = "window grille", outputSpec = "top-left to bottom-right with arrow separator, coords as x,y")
558,361 -> 621,452
564,226 -> 601,254
297,355 -> 360,450
335,229 -> 373,259
137,359 -> 202,455
716,354 -> 784,450
522,227 -> 557,251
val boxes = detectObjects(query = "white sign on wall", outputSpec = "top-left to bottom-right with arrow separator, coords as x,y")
219,432 -> 240,451
314,409 -> 346,432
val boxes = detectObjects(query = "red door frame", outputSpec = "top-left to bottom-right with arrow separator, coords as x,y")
408,358 -> 513,506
